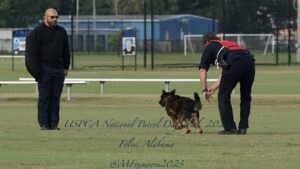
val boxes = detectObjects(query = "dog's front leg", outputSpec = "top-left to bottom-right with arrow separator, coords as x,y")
169,115 -> 180,130
178,117 -> 191,134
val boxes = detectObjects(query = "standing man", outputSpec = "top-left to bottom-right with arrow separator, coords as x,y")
198,32 -> 255,135
25,8 -> 70,130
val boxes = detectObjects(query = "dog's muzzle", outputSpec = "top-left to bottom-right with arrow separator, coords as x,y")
159,100 -> 166,107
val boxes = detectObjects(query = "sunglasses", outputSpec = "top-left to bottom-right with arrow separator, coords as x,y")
49,16 -> 59,19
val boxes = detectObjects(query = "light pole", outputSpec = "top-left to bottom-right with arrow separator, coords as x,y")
150,0 -> 154,70
288,0 -> 291,65
115,0 -> 118,15
70,0 -> 75,69
297,0 -> 300,62
144,0 -> 147,68
212,0 -> 216,32
222,0 -> 227,40
93,0 -> 96,30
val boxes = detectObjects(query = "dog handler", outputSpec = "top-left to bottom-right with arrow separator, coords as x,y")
198,32 -> 255,135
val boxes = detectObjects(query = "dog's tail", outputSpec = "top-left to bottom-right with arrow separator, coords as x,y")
194,92 -> 202,111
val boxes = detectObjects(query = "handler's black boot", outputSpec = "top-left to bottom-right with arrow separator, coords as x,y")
50,126 -> 61,130
40,126 -> 50,130
218,129 -> 237,135
237,129 -> 247,135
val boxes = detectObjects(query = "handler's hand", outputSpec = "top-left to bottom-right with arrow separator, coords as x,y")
203,89 -> 213,103
64,69 -> 68,76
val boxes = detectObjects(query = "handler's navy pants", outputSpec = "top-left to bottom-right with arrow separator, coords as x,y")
218,53 -> 255,130
38,64 -> 65,129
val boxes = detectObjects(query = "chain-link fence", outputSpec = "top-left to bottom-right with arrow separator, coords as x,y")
68,31 -> 297,70
0,0 -> 298,69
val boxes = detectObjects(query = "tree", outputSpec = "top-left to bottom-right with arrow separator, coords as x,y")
0,0 -> 59,28
58,0 -> 73,15
0,0 -> 296,34
216,0 -> 296,33
117,0 -> 142,14
0,0 -> 11,27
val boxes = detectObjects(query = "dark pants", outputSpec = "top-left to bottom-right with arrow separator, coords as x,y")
218,54 -> 255,130
38,64 -> 65,129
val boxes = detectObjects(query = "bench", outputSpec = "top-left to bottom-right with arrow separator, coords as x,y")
0,80 -> 88,101
67,78 -> 218,95
20,78 -> 218,95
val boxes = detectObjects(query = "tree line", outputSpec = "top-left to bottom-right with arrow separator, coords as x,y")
0,0 -> 296,33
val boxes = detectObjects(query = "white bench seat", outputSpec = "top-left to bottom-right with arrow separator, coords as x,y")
20,78 -> 218,95
0,80 -> 88,101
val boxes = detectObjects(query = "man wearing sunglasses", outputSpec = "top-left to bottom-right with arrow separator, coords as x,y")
25,8 -> 70,130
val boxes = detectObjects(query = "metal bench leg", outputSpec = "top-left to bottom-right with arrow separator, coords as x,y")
164,81 -> 170,92
100,81 -> 105,95
66,84 -> 72,101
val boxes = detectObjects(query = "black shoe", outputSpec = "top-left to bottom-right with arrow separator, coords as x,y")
218,129 -> 237,135
237,129 -> 247,135
50,126 -> 61,130
40,126 -> 50,130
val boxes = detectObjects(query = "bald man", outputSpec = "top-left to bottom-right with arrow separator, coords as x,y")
25,8 -> 70,130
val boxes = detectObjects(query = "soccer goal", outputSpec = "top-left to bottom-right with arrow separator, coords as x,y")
184,33 -> 275,56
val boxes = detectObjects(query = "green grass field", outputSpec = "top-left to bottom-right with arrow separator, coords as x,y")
0,57 -> 300,169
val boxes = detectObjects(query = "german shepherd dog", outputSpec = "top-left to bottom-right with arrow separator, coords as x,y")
159,90 -> 203,134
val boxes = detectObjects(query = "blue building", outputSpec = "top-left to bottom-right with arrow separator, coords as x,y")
59,14 -> 217,52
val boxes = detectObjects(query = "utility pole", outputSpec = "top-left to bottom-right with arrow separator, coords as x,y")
222,0 -> 227,40
150,0 -> 154,70
288,0 -> 291,65
93,0 -> 96,30
115,0 -> 118,15
76,0 -> 79,36
75,0 -> 79,55
297,0 -> 300,62
144,0 -> 147,68
71,0 -> 75,69
275,0 -> 279,65
212,0 -> 216,32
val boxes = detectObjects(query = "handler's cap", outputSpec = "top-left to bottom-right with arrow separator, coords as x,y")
202,32 -> 218,45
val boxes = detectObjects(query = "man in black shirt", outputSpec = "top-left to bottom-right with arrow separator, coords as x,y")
25,8 -> 70,130
198,32 -> 255,135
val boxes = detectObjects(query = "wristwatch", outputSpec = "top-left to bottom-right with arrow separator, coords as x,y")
202,88 -> 208,93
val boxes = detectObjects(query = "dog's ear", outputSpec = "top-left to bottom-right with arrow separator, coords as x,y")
170,89 -> 176,94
